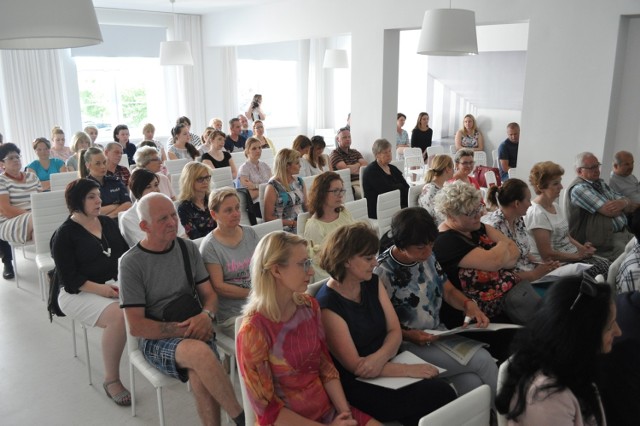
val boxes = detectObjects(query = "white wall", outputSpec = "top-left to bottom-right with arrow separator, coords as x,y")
475,108 -> 522,164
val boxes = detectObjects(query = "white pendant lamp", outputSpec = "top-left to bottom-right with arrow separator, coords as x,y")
323,49 -> 349,69
0,0 -> 102,49
417,8 -> 478,56
159,0 -> 194,66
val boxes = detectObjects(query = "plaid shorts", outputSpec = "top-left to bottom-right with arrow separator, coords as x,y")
140,337 -> 220,382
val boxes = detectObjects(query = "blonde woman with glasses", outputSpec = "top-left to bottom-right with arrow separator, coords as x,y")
177,162 -> 216,240
264,148 -> 307,233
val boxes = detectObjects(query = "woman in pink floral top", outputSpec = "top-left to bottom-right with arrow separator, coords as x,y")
237,231 -> 378,426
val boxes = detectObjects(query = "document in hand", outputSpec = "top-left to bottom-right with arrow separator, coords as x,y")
355,351 -> 446,390
423,323 -> 522,338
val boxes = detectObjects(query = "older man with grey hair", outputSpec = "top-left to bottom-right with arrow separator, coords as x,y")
610,150 -> 640,204
119,193 -> 245,426
566,151 -> 635,261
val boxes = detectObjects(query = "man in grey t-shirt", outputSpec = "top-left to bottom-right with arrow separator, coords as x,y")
119,193 -> 245,426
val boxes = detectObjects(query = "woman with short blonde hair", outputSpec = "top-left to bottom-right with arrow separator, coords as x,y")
67,132 -> 91,172
264,148 -> 307,232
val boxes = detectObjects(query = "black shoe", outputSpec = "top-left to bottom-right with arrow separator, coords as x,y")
3,263 -> 14,279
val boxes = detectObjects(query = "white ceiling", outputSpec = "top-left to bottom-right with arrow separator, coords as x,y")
92,0 -> 276,14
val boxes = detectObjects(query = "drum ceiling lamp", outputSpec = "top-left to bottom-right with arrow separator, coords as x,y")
0,0 -> 102,49
159,0 -> 194,66
323,49 -> 349,69
417,2 -> 478,56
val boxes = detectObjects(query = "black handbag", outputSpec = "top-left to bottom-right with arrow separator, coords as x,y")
47,268 -> 65,322
160,238 -> 202,322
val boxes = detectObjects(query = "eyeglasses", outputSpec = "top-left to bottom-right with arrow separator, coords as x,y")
148,158 -> 162,163
295,258 -> 314,274
580,163 -> 602,171
328,188 -> 347,196
464,205 -> 483,217
195,175 -> 212,183
459,161 -> 475,167
2,155 -> 21,161
569,274 -> 600,311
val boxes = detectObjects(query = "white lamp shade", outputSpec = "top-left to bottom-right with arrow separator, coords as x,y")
323,49 -> 349,68
0,0 -> 102,49
417,9 -> 478,56
159,41 -> 194,66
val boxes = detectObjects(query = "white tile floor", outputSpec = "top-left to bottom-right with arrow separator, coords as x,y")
0,247 -> 238,425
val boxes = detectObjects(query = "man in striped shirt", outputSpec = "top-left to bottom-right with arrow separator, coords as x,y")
330,127 -> 367,200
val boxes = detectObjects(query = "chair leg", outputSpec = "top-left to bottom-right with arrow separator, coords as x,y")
71,319 -> 78,357
157,387 -> 166,426
130,363 -> 136,417
11,245 -> 18,289
38,270 -> 46,301
82,325 -> 92,385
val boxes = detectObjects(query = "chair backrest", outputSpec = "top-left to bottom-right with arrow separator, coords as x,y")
252,219 -> 282,240
301,175 -> 317,194
230,151 -> 247,169
335,168 -> 354,203
258,183 -> 268,219
376,189 -> 401,237
31,191 -> 68,255
426,145 -> 444,157
609,250 -> 627,291
418,384 -> 491,426
474,151 -> 487,167
170,173 -> 181,199
404,147 -> 423,158
235,317 -> 256,426
119,154 -> 129,168
492,149 -> 499,168
237,188 -> 253,226
210,167 -> 234,189
260,148 -> 275,170
296,211 -> 310,236
344,198 -> 369,221
305,280 -> 325,296
484,170 -> 497,187
496,359 -> 510,426
449,145 -> 457,155
50,171 -> 78,192
408,183 -> 425,208
508,167 -> 517,179
165,158 -> 189,175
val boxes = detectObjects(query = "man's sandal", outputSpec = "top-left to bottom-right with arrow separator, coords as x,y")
103,379 -> 132,406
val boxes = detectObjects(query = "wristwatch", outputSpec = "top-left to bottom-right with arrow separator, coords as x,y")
202,309 -> 215,322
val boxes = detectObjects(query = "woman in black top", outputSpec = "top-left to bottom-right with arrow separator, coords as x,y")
200,128 -> 238,179
362,139 -> 409,218
52,178 -> 131,406
410,112 -> 433,160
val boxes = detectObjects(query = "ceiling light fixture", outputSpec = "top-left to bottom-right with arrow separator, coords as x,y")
159,0 -> 194,66
0,0 -> 103,49
417,1 -> 478,56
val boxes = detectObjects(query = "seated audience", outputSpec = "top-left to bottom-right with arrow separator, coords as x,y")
225,118 -> 247,153
113,124 -> 136,166
200,188 -> 259,337
292,135 -> 312,157
209,117 -> 223,131
396,113 -> 410,160
330,128 -> 367,200
376,208 -> 497,398
609,150 -> 640,203
433,181 -> 522,328
304,172 -> 355,281
201,128 -> 237,178
168,123 -> 199,161
526,161 -> 611,278
238,114 -> 253,139
177,162 -> 216,240
236,137 -> 271,218
454,114 -> 484,152
300,135 -> 330,177
79,147 -> 131,220
119,193 -> 245,426
104,142 -> 130,187
362,138 -> 409,219
175,116 -> 203,148
449,148 -> 480,189
316,222 -> 456,424
120,169 -> 185,246
567,151 -> 634,261
66,131 -> 91,172
252,120 -> 274,151
410,112 -> 432,160
49,126 -> 73,161
52,178 -> 130,406
26,137 -> 67,191
617,209 -> 640,293
238,231 -> 379,426
83,125 -> 98,145
419,154 -> 454,226
264,148 -> 307,233
138,140 -> 169,176
141,123 -> 167,160
496,274 -> 620,425
498,122 -> 520,182
483,179 -> 561,282
133,146 -> 174,200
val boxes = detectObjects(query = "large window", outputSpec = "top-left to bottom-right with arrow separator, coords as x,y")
75,57 -> 168,143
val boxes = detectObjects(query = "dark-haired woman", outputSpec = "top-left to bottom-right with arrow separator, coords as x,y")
376,208 -> 497,399
168,123 -> 199,160
395,113 -> 410,160
113,124 -> 136,165
483,179 -> 561,283
496,274 -> 620,425
201,129 -> 237,178
52,178 -> 131,406
411,112 -> 432,160
316,222 -> 456,425
301,135 -> 330,176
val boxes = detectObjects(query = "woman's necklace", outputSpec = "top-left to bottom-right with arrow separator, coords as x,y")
92,233 -> 112,257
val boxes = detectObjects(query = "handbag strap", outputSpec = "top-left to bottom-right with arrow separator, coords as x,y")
176,238 -> 199,304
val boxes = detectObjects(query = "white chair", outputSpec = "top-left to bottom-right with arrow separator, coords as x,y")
474,151 -> 487,167
492,149 -> 499,168
390,159 -> 404,172
237,188 -> 253,226
305,280 -> 325,296
449,145 -> 457,155
210,167 -> 234,190
50,171 -> 78,192
258,183 -> 268,219
508,168 -> 517,179
124,314 -> 186,426
253,219 -> 282,240
404,149 -> 425,182
344,199 -> 369,222
484,170 -> 498,187
260,148 -> 275,170
497,359 -> 511,426
418,384 -> 491,426
170,173 -> 181,199
235,317 -> 257,426
297,211 -> 310,236
376,189 -> 401,237
31,190 -> 68,300
213,329 -> 237,398
408,183 -> 425,208
119,155 -> 129,168
165,158 -> 189,176
335,168 -> 354,203
301,175 -> 317,194
426,145 -> 444,157
230,151 -> 247,169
